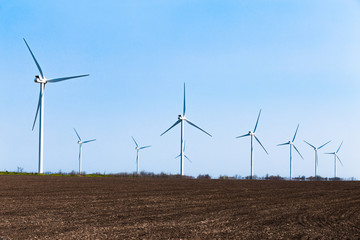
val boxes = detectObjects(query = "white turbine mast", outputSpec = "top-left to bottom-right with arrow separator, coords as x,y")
324,141 -> 343,178
74,128 -> 96,175
304,140 -> 331,177
160,83 -> 212,176
236,109 -> 268,179
277,124 -> 304,180
24,38 -> 89,173
131,136 -> 151,175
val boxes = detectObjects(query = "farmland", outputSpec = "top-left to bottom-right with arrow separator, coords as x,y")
0,175 -> 360,239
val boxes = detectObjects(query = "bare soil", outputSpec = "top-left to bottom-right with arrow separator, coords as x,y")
0,175 -> 360,239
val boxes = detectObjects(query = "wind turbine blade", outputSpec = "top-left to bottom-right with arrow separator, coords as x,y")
82,139 -> 96,144
324,153 -> 334,155
23,38 -> 44,78
277,142 -> 289,146
336,155 -> 343,166
160,119 -> 181,136
139,145 -> 151,150
185,119 -> 212,137
336,141 -> 343,153
304,140 -> 316,149
32,90 -> 42,130
254,135 -> 268,154
292,124 -> 299,142
293,144 -> 304,160
253,109 -> 262,133
183,82 -> 186,116
185,155 -> 192,163
236,133 -> 250,138
131,136 -> 138,147
47,74 -> 89,83
73,128 -> 82,141
175,154 -> 180,159
318,140 -> 331,150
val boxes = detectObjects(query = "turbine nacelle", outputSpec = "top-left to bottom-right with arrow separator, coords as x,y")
178,115 -> 186,120
34,75 -> 46,83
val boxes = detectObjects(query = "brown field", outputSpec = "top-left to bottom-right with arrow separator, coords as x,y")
0,175 -> 360,239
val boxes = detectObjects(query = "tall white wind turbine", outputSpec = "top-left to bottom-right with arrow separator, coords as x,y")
131,136 -> 151,175
236,109 -> 268,179
324,141 -> 343,178
74,128 -> 96,175
160,83 -> 212,176
304,140 -> 331,177
277,124 -> 304,180
24,39 -> 89,173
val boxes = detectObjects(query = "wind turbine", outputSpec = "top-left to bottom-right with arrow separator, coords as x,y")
236,109 -> 268,179
175,141 -> 192,163
24,38 -> 89,173
324,141 -> 343,178
131,136 -> 151,175
160,83 -> 212,176
277,124 -> 304,180
74,128 -> 96,175
304,140 -> 331,177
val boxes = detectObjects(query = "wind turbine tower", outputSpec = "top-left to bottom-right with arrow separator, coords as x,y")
278,124 -> 304,180
131,136 -> 151,174
24,39 -> 89,173
236,109 -> 268,179
304,140 -> 331,177
160,83 -> 212,176
74,128 -> 96,174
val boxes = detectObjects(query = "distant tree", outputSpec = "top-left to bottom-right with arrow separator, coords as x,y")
330,177 -> 342,181
245,175 -> 258,180
265,175 -> 284,180
233,174 -> 242,180
307,176 -> 326,181
197,174 -> 211,179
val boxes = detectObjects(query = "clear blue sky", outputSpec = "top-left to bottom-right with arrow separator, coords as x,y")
0,0 -> 360,178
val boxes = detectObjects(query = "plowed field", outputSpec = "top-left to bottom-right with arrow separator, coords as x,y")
0,175 -> 360,239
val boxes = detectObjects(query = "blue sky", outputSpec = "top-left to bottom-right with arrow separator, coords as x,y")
0,0 -> 360,178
